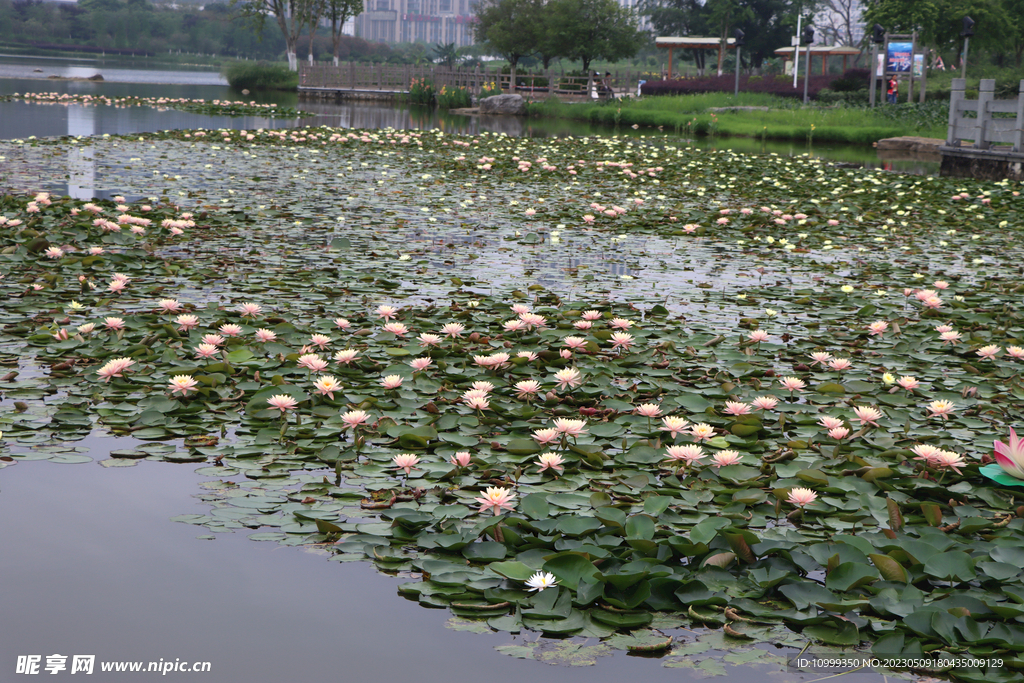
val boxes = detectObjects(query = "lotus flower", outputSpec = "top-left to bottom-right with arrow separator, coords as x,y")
475,487 -> 516,516
525,572 -> 558,592
994,428 -> 1024,479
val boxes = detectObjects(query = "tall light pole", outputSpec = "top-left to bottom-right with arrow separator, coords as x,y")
734,28 -> 745,97
960,16 -> 975,79
869,24 -> 885,107
802,24 -> 814,104
792,14 -> 802,89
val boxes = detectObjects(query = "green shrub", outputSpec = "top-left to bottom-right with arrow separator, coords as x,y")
408,77 -> 435,105
223,61 -> 298,91
437,84 -> 471,109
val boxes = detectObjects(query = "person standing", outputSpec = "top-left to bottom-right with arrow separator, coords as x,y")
887,76 -> 898,104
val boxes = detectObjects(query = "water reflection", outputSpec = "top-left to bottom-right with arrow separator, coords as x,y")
0,57 -> 937,173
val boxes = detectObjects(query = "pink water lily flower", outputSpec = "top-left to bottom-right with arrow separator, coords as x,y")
536,452 -> 565,473
238,302 -> 262,317
409,357 -> 433,372
553,418 -> 587,438
313,375 -> 342,400
747,330 -> 770,343
554,367 -> 582,389
994,428 -> 1024,479
450,451 -> 473,468
96,357 -> 134,382
665,444 -> 705,465
751,396 -> 778,411
392,453 -> 420,475
780,377 -> 805,394
475,487 -> 516,515
532,428 -> 560,446
867,321 -> 888,336
158,299 -> 182,313
818,416 -> 844,430
690,423 -> 715,442
927,399 -> 956,420
853,406 -> 883,427
724,401 -> 751,416
711,450 -> 741,467
341,410 -> 370,429
660,416 -> 690,438
380,374 -> 403,390
514,380 -> 541,399
168,375 -> 198,396
635,403 -> 662,418
266,395 -> 297,413
787,487 -> 817,507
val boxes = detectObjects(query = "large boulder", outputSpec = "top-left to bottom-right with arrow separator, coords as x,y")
479,94 -> 526,116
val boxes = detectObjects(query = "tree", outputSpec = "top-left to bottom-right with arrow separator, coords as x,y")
326,0 -> 362,66
1005,0 -> 1024,66
434,41 -> 459,67
473,0 -> 543,92
232,0 -> 322,70
863,0 -> 1007,60
814,0 -> 860,46
704,0 -> 754,74
641,0 -> 797,72
549,0 -> 644,87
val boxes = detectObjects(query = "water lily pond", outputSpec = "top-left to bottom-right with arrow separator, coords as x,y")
2,126 -> 1023,682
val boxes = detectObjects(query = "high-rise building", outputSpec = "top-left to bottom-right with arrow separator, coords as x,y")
354,0 -> 477,46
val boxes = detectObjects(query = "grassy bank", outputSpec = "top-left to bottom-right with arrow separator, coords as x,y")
223,61 -> 298,92
527,94 -> 949,144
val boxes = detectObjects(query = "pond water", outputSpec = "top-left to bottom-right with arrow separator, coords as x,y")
0,55 -> 964,683
0,55 -> 937,174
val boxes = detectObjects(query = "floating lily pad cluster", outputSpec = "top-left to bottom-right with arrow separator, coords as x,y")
2,128 -> 1024,680
0,92 -> 307,118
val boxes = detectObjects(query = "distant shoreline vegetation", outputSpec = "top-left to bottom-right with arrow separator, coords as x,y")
527,93 -> 950,146
224,62 -> 299,92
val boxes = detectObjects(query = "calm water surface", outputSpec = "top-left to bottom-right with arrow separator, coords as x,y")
0,55 -> 925,683
0,56 -> 937,174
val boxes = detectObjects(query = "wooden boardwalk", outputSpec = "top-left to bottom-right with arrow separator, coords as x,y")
298,62 -> 642,101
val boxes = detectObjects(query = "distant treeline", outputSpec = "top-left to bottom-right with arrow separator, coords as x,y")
0,0 -> 439,63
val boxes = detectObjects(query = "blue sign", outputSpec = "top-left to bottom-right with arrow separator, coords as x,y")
887,42 -> 913,72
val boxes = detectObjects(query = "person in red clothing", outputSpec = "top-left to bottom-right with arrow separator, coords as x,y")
887,77 -> 898,104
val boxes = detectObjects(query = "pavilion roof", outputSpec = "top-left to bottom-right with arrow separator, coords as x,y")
655,36 -> 737,49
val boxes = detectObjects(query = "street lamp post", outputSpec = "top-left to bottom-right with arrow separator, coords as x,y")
869,23 -> 885,107
802,25 -> 814,104
734,28 -> 745,97
960,16 -> 975,79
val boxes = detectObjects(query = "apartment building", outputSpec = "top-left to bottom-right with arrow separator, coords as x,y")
353,0 -> 476,46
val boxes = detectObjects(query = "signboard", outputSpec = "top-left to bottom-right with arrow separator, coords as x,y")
887,41 -> 913,72
876,53 -> 884,77
913,53 -> 924,77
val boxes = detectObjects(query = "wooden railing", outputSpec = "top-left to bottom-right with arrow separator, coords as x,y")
299,62 -> 651,99
947,78 -> 1024,151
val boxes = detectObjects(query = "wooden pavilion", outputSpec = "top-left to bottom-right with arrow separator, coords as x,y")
655,36 -> 737,79
773,45 -> 862,75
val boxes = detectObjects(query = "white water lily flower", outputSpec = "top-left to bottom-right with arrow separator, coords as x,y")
525,572 -> 558,592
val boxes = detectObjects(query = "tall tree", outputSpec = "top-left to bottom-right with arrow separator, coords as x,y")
473,0 -> 543,92
549,0 -> 645,85
863,0 -> 1007,59
814,0 -> 859,46
641,0 -> 797,72
327,0 -> 363,66
232,0 -> 322,70
705,0 -> 754,74
434,41 -> 459,67
1004,0 -> 1024,66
